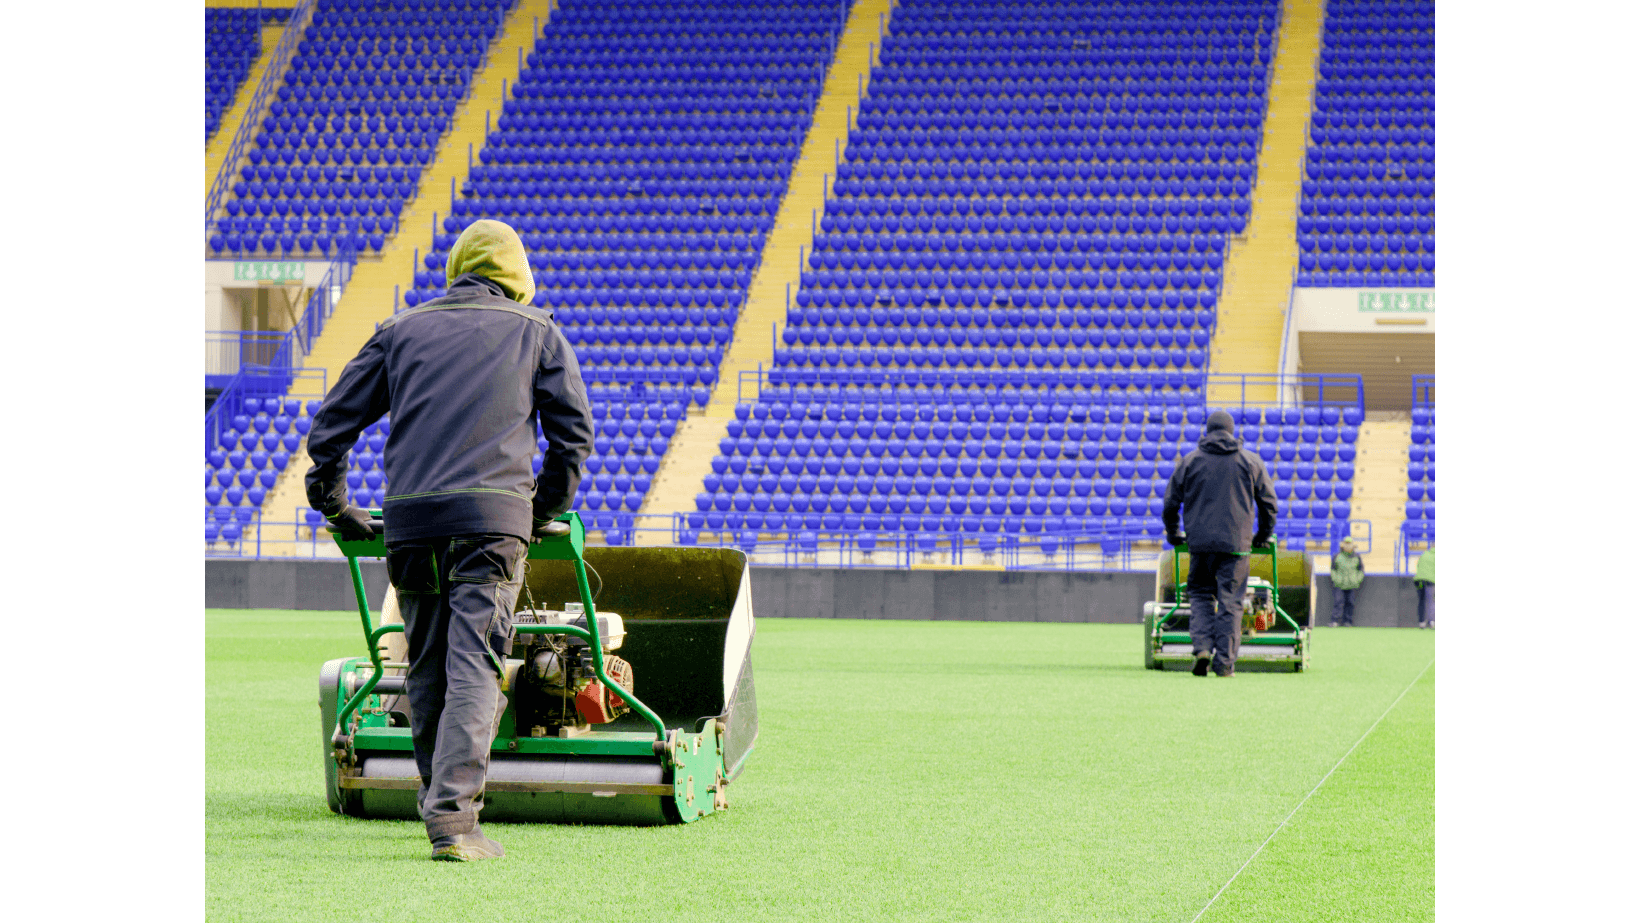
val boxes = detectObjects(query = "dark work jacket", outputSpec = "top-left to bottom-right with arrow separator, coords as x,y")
1162,428 -> 1278,554
305,275 -> 594,544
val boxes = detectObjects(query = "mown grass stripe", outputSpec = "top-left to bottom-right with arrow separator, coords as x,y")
1187,656 -> 1436,923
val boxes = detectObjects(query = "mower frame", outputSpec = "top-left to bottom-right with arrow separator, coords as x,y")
322,510 -> 739,824
1143,541 -> 1311,672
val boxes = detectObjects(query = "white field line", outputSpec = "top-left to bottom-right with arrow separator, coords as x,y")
1187,657 -> 1436,923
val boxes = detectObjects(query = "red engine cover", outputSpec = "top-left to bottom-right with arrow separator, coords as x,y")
574,655 -> 633,724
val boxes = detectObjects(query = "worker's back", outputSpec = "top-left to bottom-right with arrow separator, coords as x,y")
376,280 -> 564,541
306,219 -> 593,545
1163,411 -> 1277,554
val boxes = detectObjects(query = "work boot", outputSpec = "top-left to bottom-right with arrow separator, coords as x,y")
430,829 -> 505,862
1192,652 -> 1211,677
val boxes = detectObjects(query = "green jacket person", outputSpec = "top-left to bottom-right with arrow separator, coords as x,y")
1330,537 -> 1365,626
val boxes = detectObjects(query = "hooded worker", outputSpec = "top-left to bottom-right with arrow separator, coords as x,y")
305,218 -> 593,861
1162,409 -> 1279,677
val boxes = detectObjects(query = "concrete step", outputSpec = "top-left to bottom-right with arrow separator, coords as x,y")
1208,0 -> 1324,394
1351,417 -> 1411,572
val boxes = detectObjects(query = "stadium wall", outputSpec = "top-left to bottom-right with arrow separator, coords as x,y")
206,562 -> 1424,626
1312,573 -> 1429,627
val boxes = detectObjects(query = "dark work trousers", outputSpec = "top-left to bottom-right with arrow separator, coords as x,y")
1415,580 -> 1434,626
1333,587 -> 1358,626
1188,551 -> 1251,676
386,533 -> 525,841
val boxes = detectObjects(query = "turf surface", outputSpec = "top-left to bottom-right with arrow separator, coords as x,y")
207,612 -> 1432,922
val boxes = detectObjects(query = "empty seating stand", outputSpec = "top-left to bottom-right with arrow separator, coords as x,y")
208,0 -> 517,258
1295,0 -> 1434,288
205,396 -> 317,549
397,0 -> 842,539
682,398 -> 1359,553
690,0 -> 1283,552
207,7 -> 291,141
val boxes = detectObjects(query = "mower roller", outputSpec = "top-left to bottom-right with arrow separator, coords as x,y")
1142,542 -> 1315,672
319,511 -> 757,825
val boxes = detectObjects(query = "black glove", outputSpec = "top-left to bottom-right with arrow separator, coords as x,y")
1252,533 -> 1272,549
1166,531 -> 1187,547
327,505 -> 377,542
532,518 -> 571,541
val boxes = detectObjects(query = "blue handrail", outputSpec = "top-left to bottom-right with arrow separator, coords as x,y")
205,0 -> 316,236
1210,372 -> 1367,416
1411,374 -> 1434,408
1395,520 -> 1435,575
734,368 -> 1366,414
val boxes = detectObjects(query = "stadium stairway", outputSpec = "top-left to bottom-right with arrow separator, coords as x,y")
253,0 -> 556,552
635,0 -> 898,540
204,19 -> 286,195
1208,0 -> 1323,402
1348,411 -> 1409,572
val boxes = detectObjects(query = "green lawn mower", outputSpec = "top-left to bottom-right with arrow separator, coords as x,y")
1142,542 -> 1315,672
320,511 -> 757,825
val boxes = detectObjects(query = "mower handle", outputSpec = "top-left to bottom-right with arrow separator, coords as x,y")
1167,540 -> 1303,635
322,512 -> 386,535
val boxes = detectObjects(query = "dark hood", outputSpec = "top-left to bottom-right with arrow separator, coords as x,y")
1199,429 -> 1242,454
1200,409 -> 1240,454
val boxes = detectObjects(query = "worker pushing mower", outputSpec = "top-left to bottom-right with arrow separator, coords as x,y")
1157,409 -> 1283,677
308,220 -> 757,861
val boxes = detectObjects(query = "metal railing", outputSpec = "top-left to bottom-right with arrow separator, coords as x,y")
732,368 -> 1364,415
1210,372 -> 1366,416
207,520 -> 1161,571
1395,520 -> 1433,576
1267,517 -> 1374,556
206,330 -> 289,379
204,0 -> 316,236
1411,373 -> 1434,407
207,501 -> 1371,568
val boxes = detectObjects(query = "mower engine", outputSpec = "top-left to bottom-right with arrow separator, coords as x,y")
1242,577 -> 1277,633
512,605 -> 635,735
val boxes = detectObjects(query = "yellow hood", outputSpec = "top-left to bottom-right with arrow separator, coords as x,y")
444,219 -> 536,305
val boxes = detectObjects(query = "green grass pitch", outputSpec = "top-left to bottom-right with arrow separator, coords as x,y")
207,611 -> 1433,922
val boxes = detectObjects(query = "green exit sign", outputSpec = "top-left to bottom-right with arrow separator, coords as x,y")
1358,291 -> 1435,313
234,261 -> 306,282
